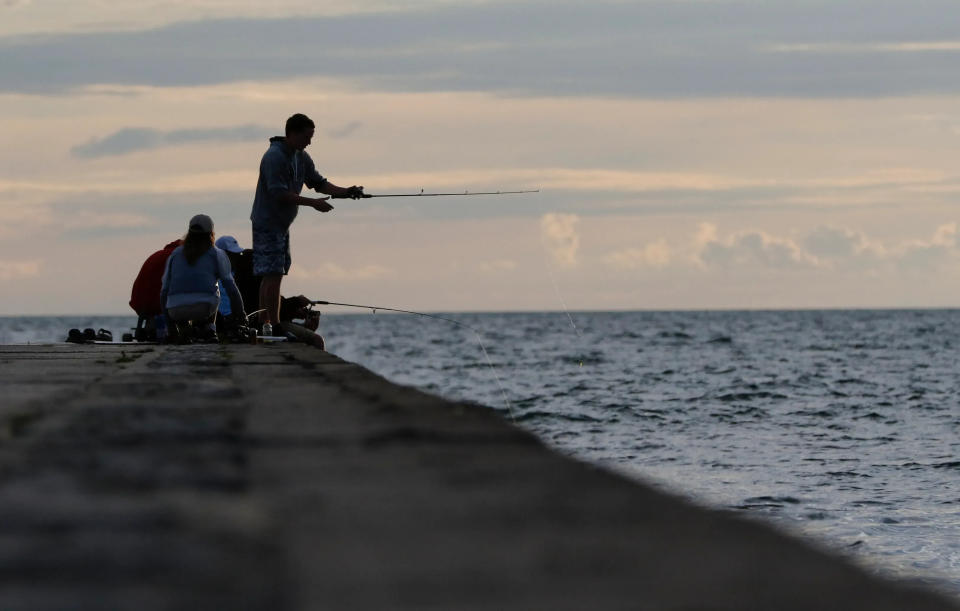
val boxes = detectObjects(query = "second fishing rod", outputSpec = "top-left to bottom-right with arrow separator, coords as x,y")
309,299 -> 513,419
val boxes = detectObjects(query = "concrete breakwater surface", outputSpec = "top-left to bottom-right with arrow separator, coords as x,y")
0,342 -> 958,610
3,309 -> 960,596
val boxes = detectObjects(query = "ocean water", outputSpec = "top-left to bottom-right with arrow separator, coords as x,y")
3,310 -> 960,595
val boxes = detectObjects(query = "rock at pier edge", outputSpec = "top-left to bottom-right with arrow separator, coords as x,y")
0,343 -> 956,611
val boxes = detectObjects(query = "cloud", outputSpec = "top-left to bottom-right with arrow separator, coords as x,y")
71,124 -> 274,158
0,190 -> 257,241
0,259 -> 41,279
689,222 -> 960,272
326,121 -> 363,139
931,222 -> 957,247
769,41 -> 960,54
5,1 -> 960,97
695,223 -> 818,269
540,213 -> 579,267
802,226 -> 875,259
894,223 -> 958,270
603,240 -> 671,270
792,223 -> 960,270
906,113 -> 960,136
352,168 -> 779,196
289,262 -> 391,281
71,128 -> 160,158
6,164 -> 948,224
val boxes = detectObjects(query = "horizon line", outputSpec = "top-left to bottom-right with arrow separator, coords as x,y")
4,305 -> 960,318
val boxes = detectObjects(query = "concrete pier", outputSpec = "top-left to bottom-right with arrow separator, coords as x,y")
0,343 -> 956,610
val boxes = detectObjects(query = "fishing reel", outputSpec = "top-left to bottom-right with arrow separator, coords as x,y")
221,313 -> 258,343
295,304 -> 322,332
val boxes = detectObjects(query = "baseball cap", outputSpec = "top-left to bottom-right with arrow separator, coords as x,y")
215,235 -> 244,253
188,214 -> 213,233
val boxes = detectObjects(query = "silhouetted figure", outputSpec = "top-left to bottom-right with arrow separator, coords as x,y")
129,238 -> 183,340
250,113 -> 363,334
160,215 -> 245,342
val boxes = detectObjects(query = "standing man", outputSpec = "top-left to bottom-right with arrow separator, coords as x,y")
250,113 -> 363,333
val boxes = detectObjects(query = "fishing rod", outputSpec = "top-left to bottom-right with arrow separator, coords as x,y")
309,299 -> 513,419
332,189 -> 540,199
310,300 -> 478,332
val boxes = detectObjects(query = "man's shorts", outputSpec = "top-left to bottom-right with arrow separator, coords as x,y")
252,227 -> 291,276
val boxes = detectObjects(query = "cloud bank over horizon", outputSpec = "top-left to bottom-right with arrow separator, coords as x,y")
4,1 -> 960,98
71,125 -> 275,158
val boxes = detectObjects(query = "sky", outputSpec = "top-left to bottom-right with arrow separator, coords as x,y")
4,0 -> 960,314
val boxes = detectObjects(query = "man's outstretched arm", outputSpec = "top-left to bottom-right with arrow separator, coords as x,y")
276,191 -> 334,212
318,181 -> 364,199
303,156 -> 363,199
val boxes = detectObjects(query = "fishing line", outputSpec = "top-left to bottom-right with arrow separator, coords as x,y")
310,300 -> 515,420
539,230 -> 586,368
543,259 -> 582,339
245,309 -> 267,321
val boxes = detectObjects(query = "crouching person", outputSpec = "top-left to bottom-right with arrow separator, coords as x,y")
129,238 -> 183,341
160,214 -> 245,342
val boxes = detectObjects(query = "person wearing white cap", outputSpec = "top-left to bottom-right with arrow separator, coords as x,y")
214,233 -> 326,348
159,214 -> 246,339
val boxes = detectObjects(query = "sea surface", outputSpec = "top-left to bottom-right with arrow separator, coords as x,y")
3,310 -> 959,596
